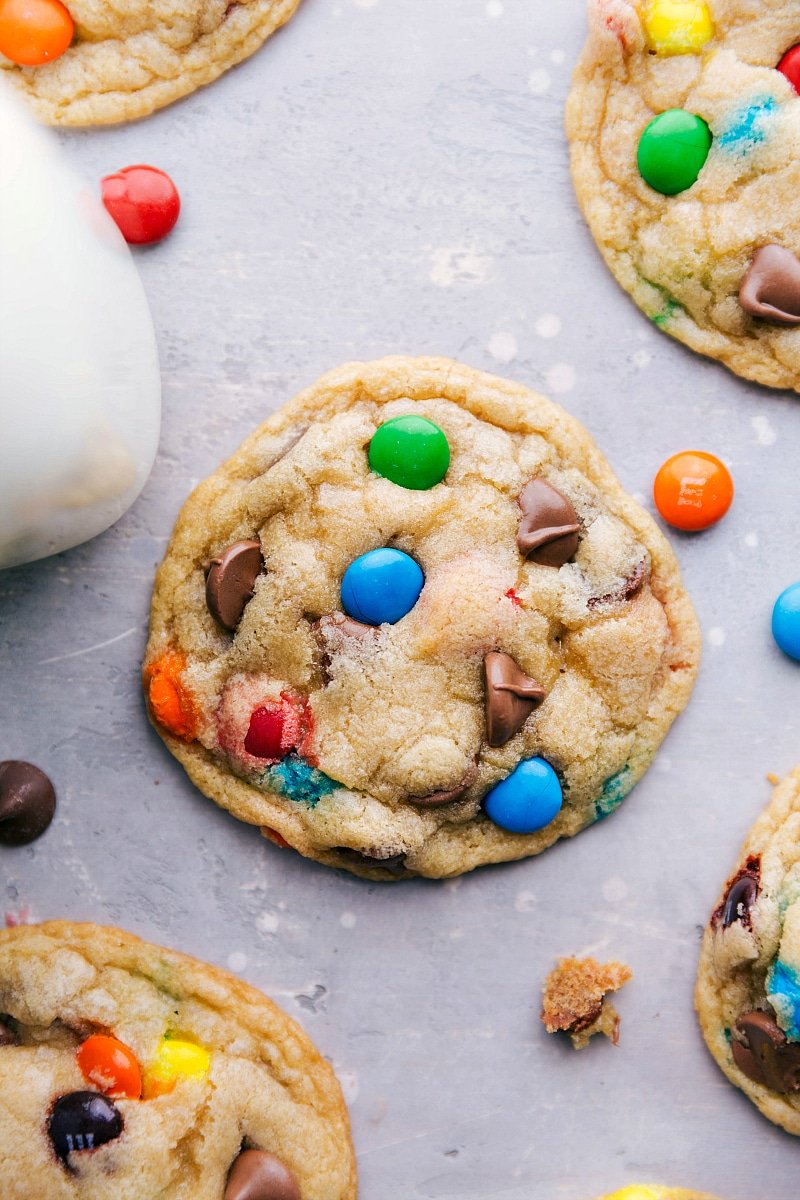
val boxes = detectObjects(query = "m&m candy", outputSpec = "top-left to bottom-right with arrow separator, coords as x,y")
77,1034 -> 142,1100
145,649 -> 198,742
0,0 -> 72,66
483,757 -> 563,834
641,0 -> 714,57
143,1036 -> 211,1099
653,451 -> 733,531
101,165 -> 181,246
48,1091 -> 123,1162
368,415 -> 450,490
772,583 -> 800,661
341,548 -> 424,626
778,45 -> 800,94
637,110 -> 712,195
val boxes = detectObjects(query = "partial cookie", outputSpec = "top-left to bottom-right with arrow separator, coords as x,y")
1,0 -> 303,126
567,1 -> 800,391
696,765 -> 800,1135
595,1189 -> 720,1200
0,921 -> 356,1198
541,955 -> 632,1049
143,356 -> 700,880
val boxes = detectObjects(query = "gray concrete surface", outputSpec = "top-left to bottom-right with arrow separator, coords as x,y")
2,1 -> 799,1196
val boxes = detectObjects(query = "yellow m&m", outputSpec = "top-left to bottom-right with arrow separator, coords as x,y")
143,1036 -> 211,1099
599,1190 -> 659,1200
642,0 -> 714,56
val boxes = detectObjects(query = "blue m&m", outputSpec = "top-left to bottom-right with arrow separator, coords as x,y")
772,582 -> 800,661
483,756 -> 563,834
341,548 -> 424,626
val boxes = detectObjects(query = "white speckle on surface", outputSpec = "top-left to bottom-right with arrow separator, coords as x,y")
336,1068 -> 360,1105
745,531 -> 759,548
487,330 -> 518,363
633,348 -> 652,368
352,0 -> 378,8
450,927 -> 465,939
340,911 -> 356,928
227,951 -> 248,972
709,627 -> 726,647
486,0 -> 504,16
549,48 -> 565,64
752,415 -> 777,446
256,911 -> 279,934
514,890 -> 537,912
443,877 -> 462,892
528,68 -> 552,95
429,247 -> 492,288
545,363 -> 576,394
602,877 -> 629,903
655,755 -> 671,773
534,313 -> 561,339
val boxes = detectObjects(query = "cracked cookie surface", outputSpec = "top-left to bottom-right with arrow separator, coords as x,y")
696,765 -> 800,1135
0,921 -> 355,1199
567,0 -> 800,391
143,356 -> 699,880
0,0 -> 302,126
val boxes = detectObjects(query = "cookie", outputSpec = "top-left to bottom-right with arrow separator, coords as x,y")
541,955 -> 632,1049
1,0 -> 303,126
595,1189 -> 719,1200
143,356 -> 700,880
0,920 -> 356,1198
567,1 -> 800,391
696,765 -> 800,1135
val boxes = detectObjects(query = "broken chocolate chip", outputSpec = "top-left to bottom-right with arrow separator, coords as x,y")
484,651 -> 546,747
205,540 -> 263,631
516,479 -> 580,566
408,762 -> 479,807
739,245 -> 800,326
731,1011 -> 800,1094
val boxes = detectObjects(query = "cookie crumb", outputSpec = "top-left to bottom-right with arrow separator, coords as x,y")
541,956 -> 632,1050
767,772 -> 780,785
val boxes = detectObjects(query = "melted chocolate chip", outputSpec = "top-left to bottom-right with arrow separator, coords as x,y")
225,1149 -> 301,1200
48,1091 -> 124,1165
313,612 -> 381,680
334,847 -> 406,873
205,540 -> 263,631
711,856 -> 760,930
739,245 -> 800,326
0,1017 -> 18,1046
731,1011 -> 800,1094
408,762 -> 478,807
484,651 -> 546,747
0,761 -> 56,846
516,479 -> 580,566
586,558 -> 648,610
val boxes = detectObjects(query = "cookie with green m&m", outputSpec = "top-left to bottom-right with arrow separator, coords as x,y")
143,357 -> 699,880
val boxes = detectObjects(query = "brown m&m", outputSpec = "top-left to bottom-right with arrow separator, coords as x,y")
516,479 -> 580,566
739,245 -> 800,326
205,540 -> 263,631
0,760 -> 56,846
731,1011 -> 800,1094
484,652 -> 546,747
224,1148 -> 301,1200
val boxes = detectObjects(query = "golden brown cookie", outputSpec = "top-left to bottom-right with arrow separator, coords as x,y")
1,0 -> 303,126
143,356 -> 700,880
541,955 -> 632,1049
0,921 -> 356,1198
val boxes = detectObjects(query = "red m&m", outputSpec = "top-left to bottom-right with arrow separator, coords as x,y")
778,45 -> 800,94
101,166 -> 180,246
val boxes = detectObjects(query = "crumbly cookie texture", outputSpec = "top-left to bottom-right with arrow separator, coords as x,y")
541,956 -> 632,1049
0,0 -> 302,126
143,356 -> 700,881
696,765 -> 800,1136
595,1189 -> 720,1200
0,921 -> 356,1199
567,0 -> 800,391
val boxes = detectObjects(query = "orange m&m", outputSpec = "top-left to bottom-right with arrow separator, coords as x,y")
144,649 -> 199,742
0,0 -> 73,67
653,450 -> 733,531
77,1034 -> 142,1100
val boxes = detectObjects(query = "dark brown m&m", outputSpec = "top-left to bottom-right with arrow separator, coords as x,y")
48,1091 -> 124,1164
0,760 -> 56,846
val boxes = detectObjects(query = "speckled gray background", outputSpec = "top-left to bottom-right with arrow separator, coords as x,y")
2,1 -> 799,1196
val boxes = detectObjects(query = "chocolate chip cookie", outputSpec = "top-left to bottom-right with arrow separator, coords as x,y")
1,0 -> 302,126
143,357 -> 700,880
567,1 -> 800,391
0,921 -> 356,1198
696,766 -> 800,1135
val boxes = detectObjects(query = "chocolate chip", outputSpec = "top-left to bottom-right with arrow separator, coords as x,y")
48,1091 -> 124,1165
224,1149 -> 301,1200
0,761 -> 56,846
334,847 -> 407,873
731,1011 -> 800,1094
711,856 -> 760,930
0,1017 -> 18,1046
483,651 -> 546,747
313,611 -> 382,680
739,245 -> 800,326
205,540 -> 263,631
408,762 -> 478,807
516,479 -> 580,566
586,558 -> 648,610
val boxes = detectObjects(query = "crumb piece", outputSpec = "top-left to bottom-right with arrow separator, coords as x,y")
541,956 -> 632,1050
767,772 -> 780,785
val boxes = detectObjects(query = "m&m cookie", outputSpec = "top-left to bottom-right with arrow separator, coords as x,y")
143,357 -> 699,879
0,921 -> 356,1196
567,1 -> 800,391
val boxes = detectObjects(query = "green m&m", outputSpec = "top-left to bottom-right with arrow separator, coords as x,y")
368,415 -> 450,490
637,109 -> 712,195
